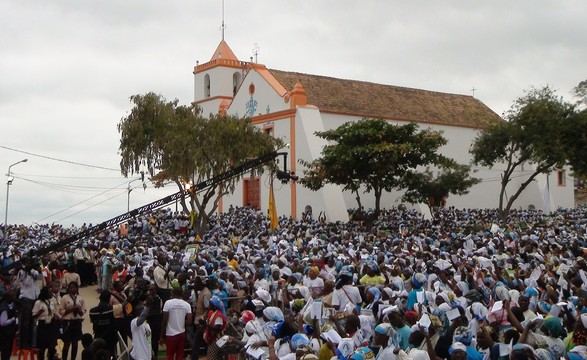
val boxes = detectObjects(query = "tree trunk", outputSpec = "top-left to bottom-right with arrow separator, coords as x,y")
353,189 -> 362,210
498,176 -> 509,221
498,152 -> 519,221
174,180 -> 190,214
374,187 -> 382,217
503,165 -> 552,219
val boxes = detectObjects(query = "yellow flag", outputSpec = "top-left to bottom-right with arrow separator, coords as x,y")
269,181 -> 278,231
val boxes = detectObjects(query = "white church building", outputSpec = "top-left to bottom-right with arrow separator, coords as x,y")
192,40 -> 575,222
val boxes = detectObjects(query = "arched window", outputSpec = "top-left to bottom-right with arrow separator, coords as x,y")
204,74 -> 211,98
233,72 -> 242,96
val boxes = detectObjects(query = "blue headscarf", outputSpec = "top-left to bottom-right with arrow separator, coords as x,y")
291,333 -> 310,350
367,287 -> 382,303
412,273 -> 427,289
210,296 -> 227,317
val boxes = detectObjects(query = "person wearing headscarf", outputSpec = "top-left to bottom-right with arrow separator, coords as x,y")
518,295 -> 538,323
290,333 -> 312,356
453,281 -> 470,309
332,274 -> 362,311
359,264 -> 386,287
254,270 -> 270,292
448,342 -> 468,360
242,319 -> 269,359
269,320 -> 298,359
212,279 -> 229,308
365,287 -> 382,314
404,311 -> 420,327
303,266 -> 324,299
488,285 -> 516,335
373,323 -> 396,360
519,316 -> 566,359
262,307 -> 284,339
256,288 -> 272,306
407,273 -> 427,312
510,344 -> 537,360
451,326 -> 483,360
203,297 -> 228,360
468,302 -> 488,337
524,288 -> 540,313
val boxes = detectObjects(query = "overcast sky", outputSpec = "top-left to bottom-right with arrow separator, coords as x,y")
1,1 -> 585,227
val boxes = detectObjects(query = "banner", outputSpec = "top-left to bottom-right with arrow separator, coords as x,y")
269,180 -> 278,231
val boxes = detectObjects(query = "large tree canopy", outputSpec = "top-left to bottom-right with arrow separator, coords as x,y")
118,92 -> 279,233
471,86 -> 585,219
299,118 -> 474,214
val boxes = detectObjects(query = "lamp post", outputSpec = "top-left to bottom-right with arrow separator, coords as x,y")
127,171 -> 145,212
4,159 -> 28,237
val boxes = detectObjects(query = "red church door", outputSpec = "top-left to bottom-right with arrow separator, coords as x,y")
244,177 -> 261,210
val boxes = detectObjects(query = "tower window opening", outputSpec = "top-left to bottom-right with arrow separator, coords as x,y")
204,74 -> 211,98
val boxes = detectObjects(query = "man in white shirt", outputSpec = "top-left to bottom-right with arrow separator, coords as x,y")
17,261 -> 41,349
154,255 -> 171,303
73,245 -> 90,286
130,299 -> 153,360
160,288 -> 192,360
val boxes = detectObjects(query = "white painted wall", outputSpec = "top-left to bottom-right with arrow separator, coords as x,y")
295,107 -> 348,222
229,70 -> 290,118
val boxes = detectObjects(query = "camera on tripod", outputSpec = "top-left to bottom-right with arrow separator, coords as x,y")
276,170 -> 298,184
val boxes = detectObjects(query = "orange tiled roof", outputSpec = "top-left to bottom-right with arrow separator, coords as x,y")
268,69 -> 502,128
209,40 -> 238,62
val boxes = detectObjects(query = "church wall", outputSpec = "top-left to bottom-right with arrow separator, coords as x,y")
194,65 -> 236,116
229,71 -> 289,118
292,112 -> 575,215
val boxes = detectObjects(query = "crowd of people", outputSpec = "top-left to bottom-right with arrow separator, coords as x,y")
0,204 -> 587,360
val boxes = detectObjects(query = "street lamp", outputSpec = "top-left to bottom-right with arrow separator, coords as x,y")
127,171 -> 145,212
4,159 -> 28,237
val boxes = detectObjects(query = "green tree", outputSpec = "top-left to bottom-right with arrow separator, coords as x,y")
118,92 -> 278,234
575,80 -> 587,106
402,163 -> 480,216
299,118 -> 457,214
470,86 -> 579,220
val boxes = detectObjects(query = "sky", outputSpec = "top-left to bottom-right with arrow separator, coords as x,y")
1,1 -> 586,227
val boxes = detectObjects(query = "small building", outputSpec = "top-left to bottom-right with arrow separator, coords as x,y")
193,40 -> 575,221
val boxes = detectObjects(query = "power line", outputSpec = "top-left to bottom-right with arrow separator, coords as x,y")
0,145 -> 120,172
34,179 -> 131,223
53,190 -> 127,224
13,175 -> 128,192
16,173 -> 125,180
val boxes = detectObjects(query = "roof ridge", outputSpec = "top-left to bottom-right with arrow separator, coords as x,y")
268,68 -> 474,99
